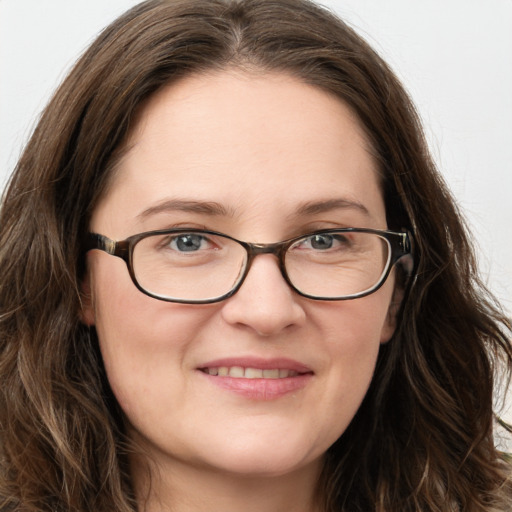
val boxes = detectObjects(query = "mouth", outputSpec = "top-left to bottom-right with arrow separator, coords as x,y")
197,358 -> 313,399
199,367 -> 303,379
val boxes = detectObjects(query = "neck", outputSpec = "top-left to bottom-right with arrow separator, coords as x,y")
131,451 -> 324,512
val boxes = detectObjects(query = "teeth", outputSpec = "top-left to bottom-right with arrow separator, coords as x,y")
229,366 -> 244,378
203,367 -> 300,379
217,367 -> 229,376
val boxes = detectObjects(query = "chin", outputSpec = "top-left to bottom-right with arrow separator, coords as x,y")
204,451 -> 322,479
192,431 -> 325,478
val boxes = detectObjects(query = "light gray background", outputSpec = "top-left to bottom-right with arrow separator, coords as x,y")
1,1 -> 512,424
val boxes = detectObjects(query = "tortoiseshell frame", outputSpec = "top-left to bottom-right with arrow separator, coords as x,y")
85,228 -> 414,304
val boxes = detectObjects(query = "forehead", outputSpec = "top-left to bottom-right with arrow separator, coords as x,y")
125,69 -> 374,168
91,70 -> 385,236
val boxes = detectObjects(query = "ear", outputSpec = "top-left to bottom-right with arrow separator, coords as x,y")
79,271 -> 96,326
379,283 -> 405,344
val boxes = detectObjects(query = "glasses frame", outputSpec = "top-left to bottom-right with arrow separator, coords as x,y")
85,227 -> 413,304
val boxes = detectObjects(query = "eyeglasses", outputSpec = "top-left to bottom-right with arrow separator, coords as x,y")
85,228 -> 413,304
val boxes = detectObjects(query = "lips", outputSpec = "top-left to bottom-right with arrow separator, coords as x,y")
197,357 -> 313,399
201,367 -> 300,378
198,357 -> 311,377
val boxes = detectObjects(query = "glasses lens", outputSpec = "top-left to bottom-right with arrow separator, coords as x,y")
132,232 -> 247,301
284,231 -> 391,298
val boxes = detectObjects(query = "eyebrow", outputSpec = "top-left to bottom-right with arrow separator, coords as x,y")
137,199 -> 234,219
295,198 -> 371,217
137,197 -> 371,221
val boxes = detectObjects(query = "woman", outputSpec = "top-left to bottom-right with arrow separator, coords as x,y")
1,0 -> 511,510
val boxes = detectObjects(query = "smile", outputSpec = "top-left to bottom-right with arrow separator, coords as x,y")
200,367 -> 301,378
197,357 -> 313,399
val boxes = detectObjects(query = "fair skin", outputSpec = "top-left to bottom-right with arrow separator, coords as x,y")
83,70 -> 398,512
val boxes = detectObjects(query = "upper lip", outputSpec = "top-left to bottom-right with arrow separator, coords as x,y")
198,356 -> 313,374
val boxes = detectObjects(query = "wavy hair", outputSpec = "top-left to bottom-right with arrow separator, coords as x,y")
1,0 -> 511,510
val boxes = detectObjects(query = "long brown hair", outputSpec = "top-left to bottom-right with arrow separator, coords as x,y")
1,1 -> 511,510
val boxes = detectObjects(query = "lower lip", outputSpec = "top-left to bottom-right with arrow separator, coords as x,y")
198,371 -> 313,400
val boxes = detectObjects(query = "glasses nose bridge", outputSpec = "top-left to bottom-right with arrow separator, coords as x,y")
242,239 -> 290,279
245,239 -> 289,260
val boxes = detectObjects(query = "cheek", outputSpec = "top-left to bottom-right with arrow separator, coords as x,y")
323,302 -> 383,389
88,256 -> 213,417
310,285 -> 394,433
318,280 -> 394,355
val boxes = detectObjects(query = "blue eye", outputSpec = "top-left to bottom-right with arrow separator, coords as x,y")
303,233 -> 349,250
170,234 -> 208,252
308,234 -> 335,250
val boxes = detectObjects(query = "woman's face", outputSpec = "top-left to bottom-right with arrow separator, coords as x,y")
83,71 -> 397,479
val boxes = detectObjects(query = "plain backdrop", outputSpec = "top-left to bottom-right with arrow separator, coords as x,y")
1,1 -> 512,425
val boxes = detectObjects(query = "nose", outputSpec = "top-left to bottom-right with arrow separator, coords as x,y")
220,254 -> 306,337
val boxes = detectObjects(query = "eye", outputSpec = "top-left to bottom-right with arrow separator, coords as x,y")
300,233 -> 349,251
168,233 -> 212,252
